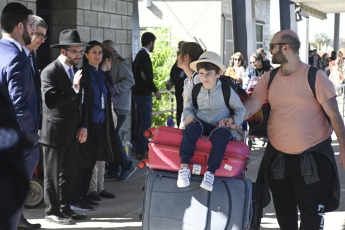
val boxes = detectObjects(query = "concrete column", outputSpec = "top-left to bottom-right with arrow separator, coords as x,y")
232,0 -> 248,61
297,17 -> 309,64
279,0 -> 291,30
132,0 -> 140,61
334,13 -> 340,52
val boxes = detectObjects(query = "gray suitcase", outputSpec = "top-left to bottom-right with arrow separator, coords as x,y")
142,170 -> 253,230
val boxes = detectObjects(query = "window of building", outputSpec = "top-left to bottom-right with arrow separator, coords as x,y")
256,23 -> 264,49
223,17 -> 234,66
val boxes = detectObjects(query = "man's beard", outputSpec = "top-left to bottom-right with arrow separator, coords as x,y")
66,57 -> 80,66
272,46 -> 288,64
22,27 -> 31,46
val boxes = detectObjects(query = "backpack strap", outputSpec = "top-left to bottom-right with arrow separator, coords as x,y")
268,67 -> 280,89
307,66 -> 331,123
192,82 -> 203,110
219,77 -> 231,110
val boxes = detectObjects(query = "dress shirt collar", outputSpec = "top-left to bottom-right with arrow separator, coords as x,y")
58,55 -> 74,76
22,46 -> 30,56
142,47 -> 150,55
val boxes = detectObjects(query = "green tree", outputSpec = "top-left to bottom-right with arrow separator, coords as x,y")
314,33 -> 331,50
140,27 -> 178,127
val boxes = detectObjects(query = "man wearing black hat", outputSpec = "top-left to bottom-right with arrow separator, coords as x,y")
0,2 -> 40,230
40,29 -> 88,224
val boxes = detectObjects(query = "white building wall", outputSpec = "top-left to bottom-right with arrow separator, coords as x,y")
138,0 -> 222,54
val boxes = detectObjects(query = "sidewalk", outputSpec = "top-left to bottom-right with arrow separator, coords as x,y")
23,135 -> 345,229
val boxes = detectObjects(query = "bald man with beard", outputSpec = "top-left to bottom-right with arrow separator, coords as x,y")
244,30 -> 345,230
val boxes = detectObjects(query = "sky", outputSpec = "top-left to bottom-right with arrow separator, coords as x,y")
270,1 -> 345,42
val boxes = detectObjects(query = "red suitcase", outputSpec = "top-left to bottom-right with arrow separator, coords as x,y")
140,126 -> 250,178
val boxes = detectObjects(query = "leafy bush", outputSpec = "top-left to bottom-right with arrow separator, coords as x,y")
141,27 -> 178,127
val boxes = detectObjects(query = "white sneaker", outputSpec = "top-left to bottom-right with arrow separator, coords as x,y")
200,171 -> 214,191
177,167 -> 191,188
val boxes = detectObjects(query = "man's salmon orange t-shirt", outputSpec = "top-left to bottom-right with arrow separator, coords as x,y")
252,63 -> 336,154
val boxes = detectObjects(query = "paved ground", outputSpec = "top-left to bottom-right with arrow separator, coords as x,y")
23,134 -> 345,230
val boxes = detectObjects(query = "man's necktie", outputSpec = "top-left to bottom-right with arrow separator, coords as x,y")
68,67 -> 74,83
28,52 -> 34,71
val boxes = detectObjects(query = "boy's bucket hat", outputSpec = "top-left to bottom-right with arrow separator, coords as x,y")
190,51 -> 226,73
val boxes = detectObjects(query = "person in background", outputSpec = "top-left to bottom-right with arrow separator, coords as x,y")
243,53 -> 272,91
329,59 -> 344,90
40,29 -> 87,224
176,42 -> 204,128
224,52 -> 246,84
102,40 -> 136,181
72,41 -> 119,210
311,49 -> 322,69
132,32 -> 161,160
166,41 -> 187,128
87,48 -> 116,201
321,53 -> 330,76
244,29 -> 345,230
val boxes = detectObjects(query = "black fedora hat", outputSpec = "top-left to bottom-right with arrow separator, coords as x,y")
51,29 -> 88,48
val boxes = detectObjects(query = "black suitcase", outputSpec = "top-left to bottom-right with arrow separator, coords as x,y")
142,171 -> 253,230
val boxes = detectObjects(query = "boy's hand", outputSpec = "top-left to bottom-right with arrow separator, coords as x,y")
185,116 -> 195,125
218,118 -> 233,127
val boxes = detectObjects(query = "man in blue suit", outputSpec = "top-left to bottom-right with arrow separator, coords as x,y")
0,2 -> 38,230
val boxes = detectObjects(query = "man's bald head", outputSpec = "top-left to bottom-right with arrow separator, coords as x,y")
272,30 -> 300,54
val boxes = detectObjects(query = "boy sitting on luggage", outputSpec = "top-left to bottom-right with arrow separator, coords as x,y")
177,51 -> 246,191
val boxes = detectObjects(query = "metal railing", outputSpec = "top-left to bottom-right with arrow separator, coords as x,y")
152,89 -> 176,117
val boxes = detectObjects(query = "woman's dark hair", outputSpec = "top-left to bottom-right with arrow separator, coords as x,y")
197,62 -> 220,73
322,53 -> 329,60
1,2 -> 33,33
100,48 -> 113,66
141,32 -> 156,46
82,40 -> 103,67
250,53 -> 263,63
180,42 -> 204,63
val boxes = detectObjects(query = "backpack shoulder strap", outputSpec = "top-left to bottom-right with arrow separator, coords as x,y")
268,67 -> 280,89
307,66 -> 331,123
219,77 -> 231,110
192,83 -> 203,110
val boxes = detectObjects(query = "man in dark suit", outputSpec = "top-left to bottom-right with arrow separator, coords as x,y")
0,3 -> 39,230
15,15 -> 49,230
40,29 -> 88,224
132,32 -> 161,160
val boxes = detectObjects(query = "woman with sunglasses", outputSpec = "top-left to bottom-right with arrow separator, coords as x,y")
224,52 -> 246,85
244,53 -> 272,92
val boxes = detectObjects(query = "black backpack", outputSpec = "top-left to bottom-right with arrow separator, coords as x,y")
191,76 -> 248,115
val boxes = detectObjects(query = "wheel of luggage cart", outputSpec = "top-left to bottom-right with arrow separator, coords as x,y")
24,178 -> 44,208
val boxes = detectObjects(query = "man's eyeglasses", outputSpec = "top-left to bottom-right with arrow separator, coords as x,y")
234,58 -> 242,61
34,32 -> 47,40
67,49 -> 84,55
270,42 -> 287,50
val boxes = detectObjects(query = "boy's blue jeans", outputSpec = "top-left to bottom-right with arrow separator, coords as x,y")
179,119 -> 232,173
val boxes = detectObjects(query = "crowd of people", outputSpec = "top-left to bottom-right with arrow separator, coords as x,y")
1,2 -> 345,230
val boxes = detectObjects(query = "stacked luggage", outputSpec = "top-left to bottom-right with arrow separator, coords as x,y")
140,126 -> 255,230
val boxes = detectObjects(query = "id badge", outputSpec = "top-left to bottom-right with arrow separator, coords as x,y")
101,93 -> 105,109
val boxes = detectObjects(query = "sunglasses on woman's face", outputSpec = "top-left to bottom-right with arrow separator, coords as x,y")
234,58 -> 242,61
